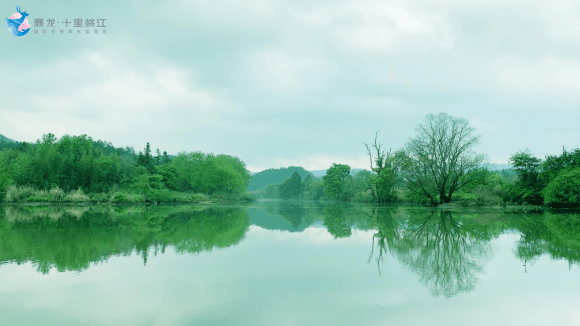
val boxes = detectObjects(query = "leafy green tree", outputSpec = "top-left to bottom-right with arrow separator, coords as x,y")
170,152 -> 249,194
0,133 -> 252,201
323,164 -> 353,201
403,113 -> 485,205
541,148 -> 580,184
506,150 -> 543,205
279,172 -> 304,199
162,151 -> 171,164
0,161 -> 13,200
303,175 -> 325,200
544,168 -> 580,208
137,142 -> 155,173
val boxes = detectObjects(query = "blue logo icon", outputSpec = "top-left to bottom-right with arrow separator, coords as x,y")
6,6 -> 30,37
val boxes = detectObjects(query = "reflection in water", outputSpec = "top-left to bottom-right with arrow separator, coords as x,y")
278,201 -> 306,230
395,211 -> 490,298
365,209 -> 490,297
364,207 -> 580,297
1,202 -> 579,299
0,205 -> 249,274
323,204 -> 352,238
513,212 -> 580,268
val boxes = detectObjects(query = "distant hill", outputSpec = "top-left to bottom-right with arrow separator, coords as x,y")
0,134 -> 19,151
0,134 -> 16,143
488,163 -> 512,171
310,168 -> 367,178
248,166 -> 313,191
247,207 -> 312,233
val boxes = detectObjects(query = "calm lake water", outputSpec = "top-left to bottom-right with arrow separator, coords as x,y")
1,202 -> 579,325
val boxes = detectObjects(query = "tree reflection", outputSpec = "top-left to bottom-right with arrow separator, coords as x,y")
278,201 -> 306,230
366,208 -> 403,275
513,212 -> 580,268
0,205 -> 250,274
323,204 -> 352,238
369,209 -> 491,298
400,211 -> 490,297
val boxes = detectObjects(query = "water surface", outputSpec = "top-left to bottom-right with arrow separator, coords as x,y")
1,203 -> 579,325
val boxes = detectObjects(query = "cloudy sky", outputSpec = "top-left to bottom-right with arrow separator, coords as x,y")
3,1 -> 580,172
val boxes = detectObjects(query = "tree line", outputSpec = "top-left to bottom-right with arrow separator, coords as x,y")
259,113 -> 580,208
0,133 -> 251,203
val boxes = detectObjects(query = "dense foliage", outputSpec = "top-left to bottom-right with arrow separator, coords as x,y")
504,148 -> 580,207
322,164 -> 352,201
278,172 -> 304,199
0,133 -> 250,203
543,168 -> 580,208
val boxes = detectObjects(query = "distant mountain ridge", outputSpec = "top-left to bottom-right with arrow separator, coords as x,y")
248,166 -> 313,191
310,168 -> 367,178
488,163 -> 512,171
0,134 -> 16,143
250,163 -> 512,190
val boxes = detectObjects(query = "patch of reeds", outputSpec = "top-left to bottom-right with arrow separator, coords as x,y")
63,188 -> 90,202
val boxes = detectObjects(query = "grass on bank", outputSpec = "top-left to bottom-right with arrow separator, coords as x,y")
3,185 -> 214,204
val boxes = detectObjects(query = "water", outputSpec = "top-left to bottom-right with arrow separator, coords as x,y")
0,202 -> 579,325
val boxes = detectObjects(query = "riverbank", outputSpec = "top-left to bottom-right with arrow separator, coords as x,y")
0,185 -> 254,206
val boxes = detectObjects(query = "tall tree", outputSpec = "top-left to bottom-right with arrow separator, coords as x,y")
364,132 -> 405,202
279,171 -> 304,199
404,113 -> 485,205
137,142 -> 155,173
506,149 -> 544,205
323,164 -> 352,201
162,151 -> 171,164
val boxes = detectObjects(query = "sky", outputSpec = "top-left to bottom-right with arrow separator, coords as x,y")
2,0 -> 580,172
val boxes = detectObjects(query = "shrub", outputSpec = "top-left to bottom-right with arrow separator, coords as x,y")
353,189 -> 374,202
241,192 -> 256,202
49,186 -> 65,201
91,192 -> 109,203
472,187 -> 502,206
111,192 -> 133,203
145,188 -> 173,202
5,185 -> 35,202
110,192 -> 144,203
63,189 -> 90,202
26,196 -> 50,202
190,193 -> 209,202
544,168 -> 580,208
454,192 -> 477,201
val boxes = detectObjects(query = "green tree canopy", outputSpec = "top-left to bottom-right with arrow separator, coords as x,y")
544,168 -> 580,208
323,163 -> 352,201
279,171 -> 304,199
506,150 -> 544,205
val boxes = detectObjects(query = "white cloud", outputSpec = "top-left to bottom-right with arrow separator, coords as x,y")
1,51 -> 233,151
3,0 -> 580,170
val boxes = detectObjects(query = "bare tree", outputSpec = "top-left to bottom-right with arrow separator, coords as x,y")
364,132 -> 405,203
404,113 -> 485,205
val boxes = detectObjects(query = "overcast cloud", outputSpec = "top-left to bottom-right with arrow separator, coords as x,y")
2,0 -> 580,171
